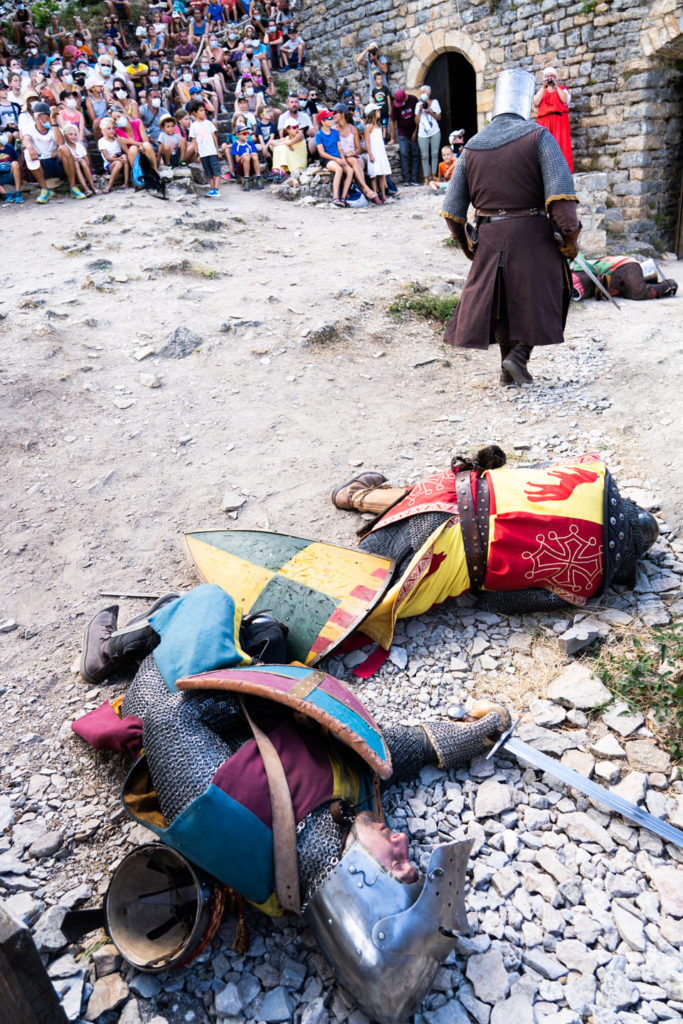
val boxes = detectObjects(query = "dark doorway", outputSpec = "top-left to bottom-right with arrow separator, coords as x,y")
424,52 -> 477,147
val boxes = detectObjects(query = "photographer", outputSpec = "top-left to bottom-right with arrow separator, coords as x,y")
533,65 -> 572,171
355,43 -> 388,90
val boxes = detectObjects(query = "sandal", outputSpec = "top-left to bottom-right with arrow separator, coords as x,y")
370,195 -> 382,205
332,197 -> 346,208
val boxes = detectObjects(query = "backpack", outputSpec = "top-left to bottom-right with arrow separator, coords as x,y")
132,152 -> 167,199
345,183 -> 369,208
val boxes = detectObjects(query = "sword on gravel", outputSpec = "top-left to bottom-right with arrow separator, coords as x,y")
487,718 -> 683,849
573,251 -> 621,309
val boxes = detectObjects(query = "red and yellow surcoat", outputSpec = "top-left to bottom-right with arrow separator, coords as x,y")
362,455 -> 606,650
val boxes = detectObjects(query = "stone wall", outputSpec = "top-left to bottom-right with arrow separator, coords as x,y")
298,0 -> 683,252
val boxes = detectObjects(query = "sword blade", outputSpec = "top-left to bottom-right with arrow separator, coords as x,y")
500,735 -> 683,849
574,253 -> 621,309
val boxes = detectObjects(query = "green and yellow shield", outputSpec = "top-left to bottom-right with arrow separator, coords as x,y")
184,530 -> 394,665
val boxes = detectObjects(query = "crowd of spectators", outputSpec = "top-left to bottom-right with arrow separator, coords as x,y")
0,2 -> 471,207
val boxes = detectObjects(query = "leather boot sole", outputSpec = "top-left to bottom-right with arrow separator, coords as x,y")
501,354 -> 533,384
80,605 -> 119,685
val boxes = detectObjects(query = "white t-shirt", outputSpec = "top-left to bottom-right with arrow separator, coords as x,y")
189,117 -> 217,157
416,97 -> 441,138
23,120 -> 58,158
277,109 -> 312,134
98,135 -> 123,162
68,139 -> 87,160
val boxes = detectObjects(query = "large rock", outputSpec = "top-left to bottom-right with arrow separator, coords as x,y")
596,970 -> 640,1010
465,949 -> 510,1003
650,865 -> 683,917
85,974 -> 129,1020
612,903 -> 646,951
548,663 -> 611,709
611,771 -> 647,805
601,701 -> 644,737
490,994 -> 536,1024
32,905 -> 67,953
522,949 -> 568,981
624,740 -> 671,773
157,326 -> 205,359
556,618 -> 608,656
565,972 -> 597,1014
259,986 -> 296,1022
557,812 -> 615,852
474,779 -> 515,819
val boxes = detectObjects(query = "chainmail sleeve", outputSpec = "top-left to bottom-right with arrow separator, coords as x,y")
441,150 -> 470,224
538,127 -> 577,206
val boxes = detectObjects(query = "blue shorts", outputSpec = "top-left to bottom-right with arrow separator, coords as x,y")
200,153 -> 221,178
40,156 -> 64,179
0,164 -> 13,182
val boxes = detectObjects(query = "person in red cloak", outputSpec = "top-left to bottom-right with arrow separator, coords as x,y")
534,66 -> 572,171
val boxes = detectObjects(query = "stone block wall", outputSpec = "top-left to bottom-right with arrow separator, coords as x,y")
298,0 -> 683,251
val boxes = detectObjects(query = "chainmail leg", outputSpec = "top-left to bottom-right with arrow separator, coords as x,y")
382,725 -> 435,784
360,512 -> 452,583
475,588 -> 569,614
121,654 -> 172,719
296,803 -> 346,911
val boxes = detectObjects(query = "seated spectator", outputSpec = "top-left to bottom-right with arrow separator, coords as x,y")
140,88 -> 171,144
206,35 -> 234,83
142,26 -> 165,59
21,100 -> 86,203
235,74 -> 265,116
125,52 -> 149,92
315,109 -> 353,207
151,10 -> 168,44
176,108 -> 198,163
207,0 -> 227,29
73,16 -> 92,50
13,2 -> 34,49
106,0 -> 133,40
63,122 -> 98,195
45,13 -> 67,55
174,68 -> 197,109
264,20 -> 283,69
157,113 -> 184,167
0,130 -> 23,204
113,77 -> 139,119
233,94 -> 257,129
298,86 -> 320,130
253,105 -> 278,163
197,55 -> 227,113
134,15 -> 149,44
0,83 -> 20,146
174,29 -> 197,68
231,123 -> 262,190
270,116 -> 306,181
280,29 -> 305,70
85,82 -> 109,140
333,102 -> 379,203
188,98 -> 221,197
25,40 -> 47,72
428,145 -> 456,190
57,88 -> 86,142
111,104 -> 158,169
277,92 -> 314,155
188,7 -> 209,44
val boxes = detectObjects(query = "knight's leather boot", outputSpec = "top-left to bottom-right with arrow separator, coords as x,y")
502,343 -> 533,384
498,341 -> 516,386
651,279 -> 678,298
421,700 -> 511,770
80,594 -> 178,684
331,472 -> 407,513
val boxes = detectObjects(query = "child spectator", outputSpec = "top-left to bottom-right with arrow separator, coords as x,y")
370,69 -> 390,139
428,145 -> 455,190
207,0 -> 226,29
57,88 -> 86,142
188,98 -> 221,197
176,108 -> 198,163
157,113 -> 183,167
98,116 -> 125,186
0,130 -> 23,203
253,106 -> 278,164
315,109 -> 353,208
280,29 -> 305,70
231,123 -> 263,190
63,122 -> 98,195
364,102 -> 390,201
270,117 -> 306,181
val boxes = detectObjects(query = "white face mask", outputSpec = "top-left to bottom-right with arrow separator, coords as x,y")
183,73 -> 193,82
245,86 -> 254,96
65,97 -> 78,108
151,97 -> 161,108
149,74 -> 159,83
64,74 -> 74,84
0,134 -> 8,145
420,94 -> 429,103
101,66 -> 112,77
200,64 -> 210,72
199,75 -> 208,83
115,89 -> 128,99
116,115 -> 127,127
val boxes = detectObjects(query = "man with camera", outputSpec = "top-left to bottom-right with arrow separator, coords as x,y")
533,65 -> 572,171
355,43 -> 388,90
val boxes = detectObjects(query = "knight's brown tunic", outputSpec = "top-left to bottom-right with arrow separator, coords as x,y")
444,129 -> 580,350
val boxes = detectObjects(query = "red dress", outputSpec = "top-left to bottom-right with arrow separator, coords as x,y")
536,87 -> 572,171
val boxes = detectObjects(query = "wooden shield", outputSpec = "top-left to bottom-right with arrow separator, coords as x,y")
184,530 -> 394,665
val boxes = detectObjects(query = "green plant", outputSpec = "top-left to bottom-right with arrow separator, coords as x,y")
596,624 -> 683,761
274,76 -> 290,102
31,0 -> 60,29
389,285 -> 459,324
582,0 -> 597,13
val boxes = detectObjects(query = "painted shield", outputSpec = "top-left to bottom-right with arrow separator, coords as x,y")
184,530 -> 394,666
176,663 -> 392,779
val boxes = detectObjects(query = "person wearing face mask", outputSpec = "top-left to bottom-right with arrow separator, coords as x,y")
0,127 -> 23,204
13,1 -> 35,49
111,104 -> 158,171
22,100 -> 86,202
56,88 -> 85,142
86,82 -> 109,141
415,84 -> 441,184
25,40 -> 47,73
139,88 -> 171,145
199,59 -> 227,115
113,77 -> 140,119
173,69 -> 198,110
235,74 -> 264,117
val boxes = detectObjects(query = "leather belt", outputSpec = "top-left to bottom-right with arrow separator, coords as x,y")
476,208 -> 545,223
455,472 -> 491,589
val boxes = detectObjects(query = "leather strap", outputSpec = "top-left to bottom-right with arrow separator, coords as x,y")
476,207 -> 544,218
455,472 -> 490,589
239,698 -> 301,915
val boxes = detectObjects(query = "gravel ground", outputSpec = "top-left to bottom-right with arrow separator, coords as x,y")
1,186 -> 682,1024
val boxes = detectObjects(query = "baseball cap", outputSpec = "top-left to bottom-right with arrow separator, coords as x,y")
318,109 -> 334,121
189,85 -> 202,94
393,88 -> 406,104
32,101 -> 51,115
341,89 -> 353,99
364,102 -> 380,115
332,102 -> 348,115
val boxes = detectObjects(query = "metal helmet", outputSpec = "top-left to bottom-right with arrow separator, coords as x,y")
303,836 -> 473,1024
492,68 -> 535,120
105,844 -> 220,972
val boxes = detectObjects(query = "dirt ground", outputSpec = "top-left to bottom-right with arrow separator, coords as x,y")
1,185 -> 681,643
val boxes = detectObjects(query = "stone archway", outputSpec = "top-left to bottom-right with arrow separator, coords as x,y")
405,30 -> 492,129
640,0 -> 683,57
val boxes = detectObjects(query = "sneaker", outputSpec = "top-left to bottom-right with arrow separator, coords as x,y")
71,186 -> 86,199
13,191 -> 23,204
36,188 -> 53,204
255,176 -> 264,190
242,179 -> 251,191
221,171 -> 236,181
3,192 -> 14,204
206,188 -> 220,197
